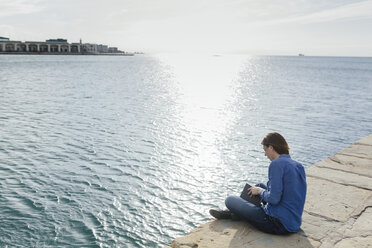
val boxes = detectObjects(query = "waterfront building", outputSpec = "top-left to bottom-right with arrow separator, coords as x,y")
0,37 -> 123,54
0,39 -> 23,52
70,43 -> 81,53
97,44 -> 109,53
108,47 -> 118,53
82,43 -> 98,54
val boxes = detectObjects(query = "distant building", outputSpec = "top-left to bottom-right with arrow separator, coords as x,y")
0,37 -> 126,54
82,43 -> 98,53
0,38 -> 22,52
108,47 -> 118,53
97,44 -> 109,53
46,38 -> 68,43
70,43 -> 81,53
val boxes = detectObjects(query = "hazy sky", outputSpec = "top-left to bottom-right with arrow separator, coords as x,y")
1,0 -> 371,56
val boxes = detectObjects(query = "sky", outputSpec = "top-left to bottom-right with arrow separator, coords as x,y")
0,0 -> 371,56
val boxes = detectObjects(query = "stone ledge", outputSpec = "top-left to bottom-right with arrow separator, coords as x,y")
170,220 -> 320,248
306,166 -> 372,190
318,155 -> 372,178
166,134 -> 372,248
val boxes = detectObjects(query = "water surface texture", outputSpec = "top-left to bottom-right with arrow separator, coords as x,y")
1,55 -> 371,247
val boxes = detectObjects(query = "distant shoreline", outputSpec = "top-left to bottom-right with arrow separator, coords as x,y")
0,52 -> 134,56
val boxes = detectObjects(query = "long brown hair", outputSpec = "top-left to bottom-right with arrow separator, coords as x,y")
261,132 -> 290,154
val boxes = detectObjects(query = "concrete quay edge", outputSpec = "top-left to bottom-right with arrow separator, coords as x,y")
166,134 -> 372,248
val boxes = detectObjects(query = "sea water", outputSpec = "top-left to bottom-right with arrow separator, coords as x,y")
0,54 -> 371,247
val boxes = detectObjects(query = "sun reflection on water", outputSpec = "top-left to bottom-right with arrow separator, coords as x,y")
157,54 -> 251,180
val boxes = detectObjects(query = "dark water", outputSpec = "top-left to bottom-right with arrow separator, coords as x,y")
0,54 -> 371,247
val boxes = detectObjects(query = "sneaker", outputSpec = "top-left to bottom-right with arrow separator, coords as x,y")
209,209 -> 232,219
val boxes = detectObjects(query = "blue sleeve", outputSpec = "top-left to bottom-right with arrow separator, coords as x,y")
260,189 -> 265,198
261,162 -> 284,205
255,183 -> 267,189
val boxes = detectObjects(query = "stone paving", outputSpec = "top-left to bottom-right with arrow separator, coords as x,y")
166,134 -> 372,248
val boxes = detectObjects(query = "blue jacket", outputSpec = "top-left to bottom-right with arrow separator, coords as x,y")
260,154 -> 307,232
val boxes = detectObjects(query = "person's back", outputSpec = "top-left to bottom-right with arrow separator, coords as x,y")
263,154 -> 306,232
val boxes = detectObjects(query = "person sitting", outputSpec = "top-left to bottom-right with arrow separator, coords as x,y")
209,132 -> 307,235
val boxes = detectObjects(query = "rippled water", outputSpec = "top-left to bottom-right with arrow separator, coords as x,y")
0,54 -> 371,247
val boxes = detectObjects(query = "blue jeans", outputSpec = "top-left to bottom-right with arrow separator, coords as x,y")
225,194 -> 289,235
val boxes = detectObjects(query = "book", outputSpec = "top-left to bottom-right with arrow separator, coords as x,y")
240,183 -> 263,207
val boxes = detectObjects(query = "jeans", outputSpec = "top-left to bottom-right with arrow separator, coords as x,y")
225,195 -> 289,235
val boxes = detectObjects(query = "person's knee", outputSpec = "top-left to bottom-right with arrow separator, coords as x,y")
225,195 -> 238,209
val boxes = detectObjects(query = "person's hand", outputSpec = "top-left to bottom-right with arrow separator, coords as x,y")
248,187 -> 262,197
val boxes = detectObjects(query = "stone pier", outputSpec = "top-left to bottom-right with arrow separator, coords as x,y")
166,134 -> 372,248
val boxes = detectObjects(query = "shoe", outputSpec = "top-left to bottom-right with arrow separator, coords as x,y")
209,209 -> 232,219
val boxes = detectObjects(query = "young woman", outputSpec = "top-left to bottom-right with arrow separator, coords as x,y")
209,132 -> 307,235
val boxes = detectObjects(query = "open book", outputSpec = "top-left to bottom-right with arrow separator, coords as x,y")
240,183 -> 263,207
